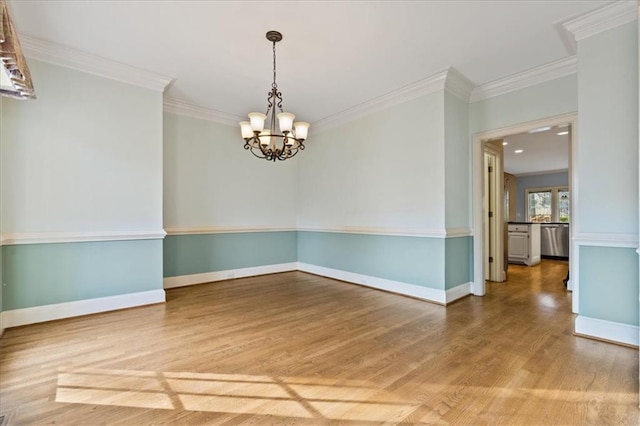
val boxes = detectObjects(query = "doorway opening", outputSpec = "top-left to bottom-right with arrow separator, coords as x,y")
472,113 -> 578,314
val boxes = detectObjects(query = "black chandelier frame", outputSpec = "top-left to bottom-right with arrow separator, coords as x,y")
242,31 -> 306,162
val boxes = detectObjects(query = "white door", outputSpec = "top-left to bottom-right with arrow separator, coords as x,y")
483,140 -> 506,282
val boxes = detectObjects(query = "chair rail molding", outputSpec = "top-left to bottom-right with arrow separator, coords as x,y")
0,230 -> 167,246
164,226 -> 296,236
572,232 -> 639,248
296,226 -> 449,238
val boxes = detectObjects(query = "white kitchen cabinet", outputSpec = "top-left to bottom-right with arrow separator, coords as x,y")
508,223 -> 541,266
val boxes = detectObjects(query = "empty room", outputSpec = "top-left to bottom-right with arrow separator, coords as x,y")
0,1 -> 638,424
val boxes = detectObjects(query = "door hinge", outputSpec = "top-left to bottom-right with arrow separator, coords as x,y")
488,211 -> 494,218
489,256 -> 494,263
488,166 -> 493,173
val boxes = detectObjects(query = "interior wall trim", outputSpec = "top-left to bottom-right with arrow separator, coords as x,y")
0,289 -> 166,329
0,230 -> 167,246
446,282 -> 473,304
445,228 -> 473,238
298,262 -> 447,304
573,232 -> 639,248
297,226 -> 448,238
163,262 -> 298,289
19,34 -> 173,92
561,0 -> 637,42
312,69 -> 448,133
444,67 -> 475,102
164,226 -> 297,236
469,56 -> 577,102
575,315 -> 639,347
298,262 -> 472,305
163,98 -> 244,126
165,226 -> 472,239
166,263 -> 473,306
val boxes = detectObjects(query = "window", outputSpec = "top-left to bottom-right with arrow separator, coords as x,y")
526,187 -> 569,223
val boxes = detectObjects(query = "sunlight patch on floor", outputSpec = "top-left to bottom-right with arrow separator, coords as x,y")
54,367 -> 636,421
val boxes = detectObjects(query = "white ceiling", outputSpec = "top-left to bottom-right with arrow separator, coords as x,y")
502,126 -> 570,175
8,1 -> 610,123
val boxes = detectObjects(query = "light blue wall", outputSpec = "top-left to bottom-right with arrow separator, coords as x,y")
574,21 -> 638,330
577,21 -> 638,235
579,246 -> 638,326
298,231 -> 446,289
2,240 -> 162,310
1,60 -> 164,234
515,171 -> 569,221
297,92 -> 446,230
164,232 -> 297,277
162,112 -> 299,282
445,237 -> 473,289
163,113 -> 297,230
293,85 -> 477,293
444,92 -> 471,229
1,60 -> 165,312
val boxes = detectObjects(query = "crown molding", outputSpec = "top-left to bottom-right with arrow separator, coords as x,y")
561,1 -> 637,42
313,69 -> 448,133
163,98 -> 243,126
19,34 -> 173,92
470,56 -> 577,102
512,168 -> 569,178
444,67 -> 475,102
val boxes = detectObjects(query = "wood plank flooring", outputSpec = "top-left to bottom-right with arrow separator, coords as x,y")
1,260 -> 638,424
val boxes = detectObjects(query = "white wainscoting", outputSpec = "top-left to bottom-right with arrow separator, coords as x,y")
1,290 -> 166,329
575,315 -> 639,347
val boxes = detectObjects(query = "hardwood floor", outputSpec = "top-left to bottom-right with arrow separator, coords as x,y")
1,260 -> 638,425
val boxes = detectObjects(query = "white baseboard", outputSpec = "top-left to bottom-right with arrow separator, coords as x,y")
575,315 -> 639,347
297,262 -> 460,305
0,263 -> 469,331
163,262 -> 298,289
0,289 -> 166,329
446,282 -> 473,304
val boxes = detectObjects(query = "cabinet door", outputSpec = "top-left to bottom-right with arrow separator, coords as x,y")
508,233 -> 529,258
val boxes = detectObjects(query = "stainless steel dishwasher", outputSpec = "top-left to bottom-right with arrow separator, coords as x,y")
540,223 -> 569,258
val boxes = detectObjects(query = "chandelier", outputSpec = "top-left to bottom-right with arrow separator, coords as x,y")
239,31 -> 309,162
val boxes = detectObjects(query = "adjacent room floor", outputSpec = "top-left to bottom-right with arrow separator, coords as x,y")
1,260 -> 638,425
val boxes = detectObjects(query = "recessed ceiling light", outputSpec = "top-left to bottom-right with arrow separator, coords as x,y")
502,141 -> 508,146
528,126 -> 551,134
515,149 -> 524,154
557,131 -> 569,135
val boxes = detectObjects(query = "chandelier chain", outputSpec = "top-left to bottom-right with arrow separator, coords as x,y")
272,41 -> 277,91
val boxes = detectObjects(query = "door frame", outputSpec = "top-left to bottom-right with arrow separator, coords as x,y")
471,112 -> 578,313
